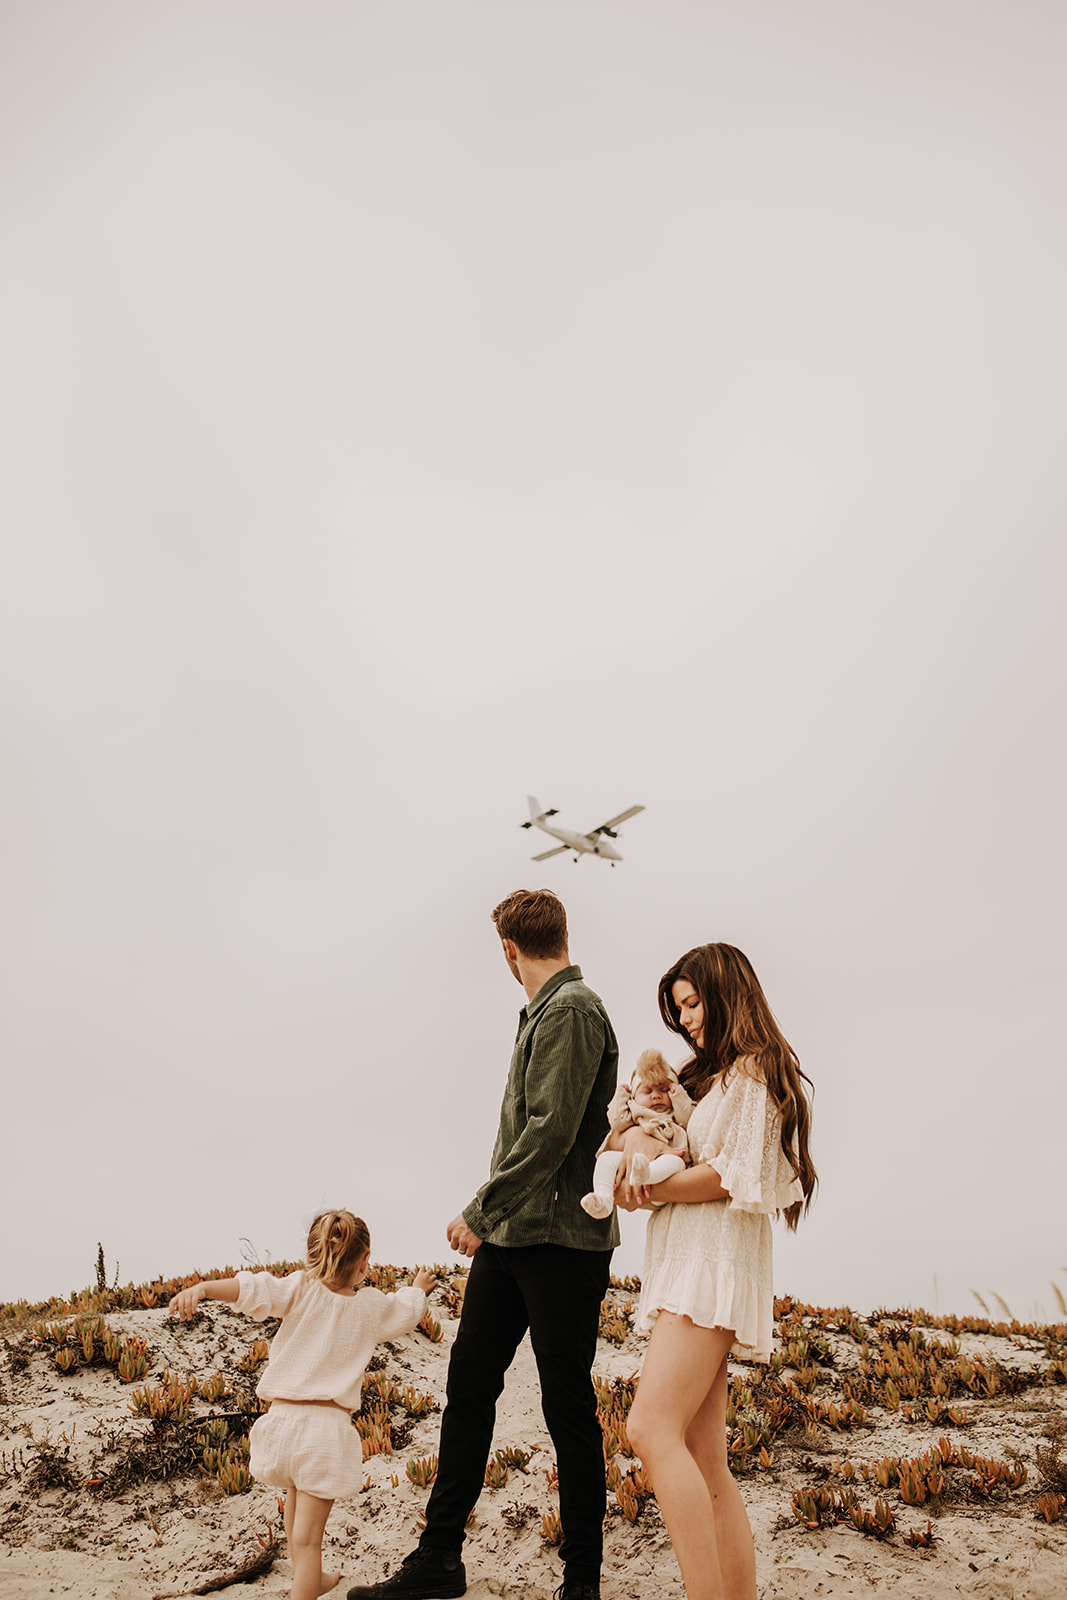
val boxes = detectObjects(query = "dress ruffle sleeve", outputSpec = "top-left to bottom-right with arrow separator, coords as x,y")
235,1269 -> 309,1320
698,1070 -> 804,1215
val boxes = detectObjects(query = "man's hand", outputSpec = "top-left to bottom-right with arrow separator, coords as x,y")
446,1214 -> 482,1257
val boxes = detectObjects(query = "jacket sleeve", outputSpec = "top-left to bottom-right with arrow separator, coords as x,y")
462,1004 -> 605,1239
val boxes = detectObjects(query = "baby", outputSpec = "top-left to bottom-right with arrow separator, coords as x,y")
581,1048 -> 693,1219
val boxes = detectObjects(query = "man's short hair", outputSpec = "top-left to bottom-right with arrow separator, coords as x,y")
491,889 -> 569,960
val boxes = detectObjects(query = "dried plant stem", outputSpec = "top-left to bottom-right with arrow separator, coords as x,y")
152,1541 -> 279,1597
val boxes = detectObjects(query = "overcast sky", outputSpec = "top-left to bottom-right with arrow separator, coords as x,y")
2,1 -> 1064,1322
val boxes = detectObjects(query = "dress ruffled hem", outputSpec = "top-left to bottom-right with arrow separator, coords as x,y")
636,1253 -> 773,1362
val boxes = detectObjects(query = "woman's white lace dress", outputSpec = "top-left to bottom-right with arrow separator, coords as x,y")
637,1059 -> 803,1361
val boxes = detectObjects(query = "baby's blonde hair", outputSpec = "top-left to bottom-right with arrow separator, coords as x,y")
306,1210 -> 370,1286
632,1047 -> 674,1090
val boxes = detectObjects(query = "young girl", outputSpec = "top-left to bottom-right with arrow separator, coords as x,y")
615,944 -> 816,1600
581,1048 -> 693,1219
169,1211 -> 436,1600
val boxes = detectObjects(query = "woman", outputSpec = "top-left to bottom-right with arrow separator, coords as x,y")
616,943 -> 816,1600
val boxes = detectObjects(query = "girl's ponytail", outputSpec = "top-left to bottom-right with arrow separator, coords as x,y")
306,1210 -> 371,1286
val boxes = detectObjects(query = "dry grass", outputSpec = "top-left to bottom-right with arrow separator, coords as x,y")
1036,1417 -> 1067,1496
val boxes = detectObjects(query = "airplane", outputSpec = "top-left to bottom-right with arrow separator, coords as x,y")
520,795 -> 645,865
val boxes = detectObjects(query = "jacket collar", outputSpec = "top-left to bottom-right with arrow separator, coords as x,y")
521,964 -> 583,1023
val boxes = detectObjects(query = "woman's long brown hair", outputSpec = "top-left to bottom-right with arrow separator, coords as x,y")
658,943 -> 816,1230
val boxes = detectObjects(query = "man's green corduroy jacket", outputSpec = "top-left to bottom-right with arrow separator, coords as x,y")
462,965 -> 621,1252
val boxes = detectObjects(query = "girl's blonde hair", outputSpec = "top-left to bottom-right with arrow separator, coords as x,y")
658,943 -> 817,1231
306,1210 -> 371,1285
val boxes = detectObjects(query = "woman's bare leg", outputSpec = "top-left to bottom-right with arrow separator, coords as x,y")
287,1488 -> 336,1600
685,1355 -> 756,1599
626,1314 -> 755,1600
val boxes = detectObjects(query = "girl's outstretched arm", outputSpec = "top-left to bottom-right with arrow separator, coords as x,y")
168,1279 -> 241,1321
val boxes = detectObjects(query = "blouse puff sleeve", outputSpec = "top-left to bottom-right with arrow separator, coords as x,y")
234,1271 -> 426,1338
700,1067 -> 804,1215
235,1269 -> 308,1319
361,1284 -> 427,1340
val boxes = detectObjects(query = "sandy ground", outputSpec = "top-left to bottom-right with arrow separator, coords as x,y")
1,1277 -> 1065,1600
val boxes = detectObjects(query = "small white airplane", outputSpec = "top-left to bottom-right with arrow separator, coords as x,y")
520,796 -> 645,865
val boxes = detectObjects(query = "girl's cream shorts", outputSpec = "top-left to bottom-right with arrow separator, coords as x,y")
248,1401 -> 364,1500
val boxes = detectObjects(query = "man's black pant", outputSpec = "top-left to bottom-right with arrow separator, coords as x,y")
420,1241 -> 613,1582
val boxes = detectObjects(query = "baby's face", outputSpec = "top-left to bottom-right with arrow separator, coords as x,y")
634,1082 -> 673,1113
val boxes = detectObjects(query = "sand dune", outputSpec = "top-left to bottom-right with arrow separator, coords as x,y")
1,1273 -> 1065,1599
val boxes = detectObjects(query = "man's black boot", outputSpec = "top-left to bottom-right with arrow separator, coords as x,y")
346,1548 -> 466,1600
554,1580 -> 600,1600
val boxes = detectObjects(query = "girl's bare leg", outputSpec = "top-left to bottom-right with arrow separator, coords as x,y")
286,1487 -> 336,1600
626,1314 -> 755,1600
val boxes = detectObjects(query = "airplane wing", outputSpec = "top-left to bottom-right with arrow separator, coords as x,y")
591,804 -> 645,837
531,845 -> 570,861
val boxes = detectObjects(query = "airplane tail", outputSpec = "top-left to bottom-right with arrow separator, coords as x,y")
521,795 -> 559,830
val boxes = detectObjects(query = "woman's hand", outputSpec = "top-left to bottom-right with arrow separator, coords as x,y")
612,1128 -> 666,1204
168,1283 -> 207,1321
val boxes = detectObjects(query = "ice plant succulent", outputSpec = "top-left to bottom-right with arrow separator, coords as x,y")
540,1509 -> 562,1546
417,1311 -> 443,1342
237,1339 -> 269,1374
400,1384 -> 434,1417
406,1454 -> 439,1489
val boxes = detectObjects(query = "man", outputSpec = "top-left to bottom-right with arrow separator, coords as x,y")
348,889 -> 619,1600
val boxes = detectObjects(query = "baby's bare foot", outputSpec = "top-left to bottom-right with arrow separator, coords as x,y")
319,1573 -> 340,1596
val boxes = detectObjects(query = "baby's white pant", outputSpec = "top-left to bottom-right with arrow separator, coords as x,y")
591,1147 -> 685,1205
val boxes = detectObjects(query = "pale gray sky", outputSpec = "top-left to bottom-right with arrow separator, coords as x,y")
2,2 -> 1064,1320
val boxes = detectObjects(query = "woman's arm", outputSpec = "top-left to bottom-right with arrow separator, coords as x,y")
650,1161 -> 729,1204
168,1278 -> 241,1321
616,1160 -> 730,1211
